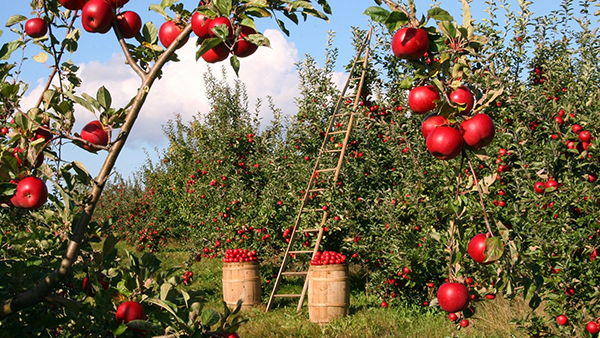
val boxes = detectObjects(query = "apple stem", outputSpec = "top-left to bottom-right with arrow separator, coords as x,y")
467,156 -> 494,237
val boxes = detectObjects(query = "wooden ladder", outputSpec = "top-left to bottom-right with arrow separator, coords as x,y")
265,28 -> 373,313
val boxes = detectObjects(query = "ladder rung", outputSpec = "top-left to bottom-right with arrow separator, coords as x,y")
309,188 -> 330,192
289,250 -> 313,254
316,168 -> 336,173
302,228 -> 319,233
325,149 -> 342,153
329,130 -> 347,135
303,208 -> 326,212
274,294 -> 301,298
282,271 -> 308,276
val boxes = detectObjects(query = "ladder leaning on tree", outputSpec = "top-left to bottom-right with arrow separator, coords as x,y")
265,27 -> 373,313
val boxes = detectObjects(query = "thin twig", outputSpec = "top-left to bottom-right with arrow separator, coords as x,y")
466,156 -> 494,236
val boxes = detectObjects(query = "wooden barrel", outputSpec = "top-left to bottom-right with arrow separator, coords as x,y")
222,261 -> 261,310
308,264 -> 350,323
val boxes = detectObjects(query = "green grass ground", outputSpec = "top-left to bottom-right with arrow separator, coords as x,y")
146,245 -> 535,338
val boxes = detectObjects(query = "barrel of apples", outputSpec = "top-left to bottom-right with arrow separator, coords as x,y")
222,249 -> 261,310
308,251 -> 350,324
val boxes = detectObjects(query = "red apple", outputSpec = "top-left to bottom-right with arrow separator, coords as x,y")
421,114 -> 448,139
408,85 -> 440,115
545,179 -> 558,192
579,130 -> 591,142
556,314 -> 568,326
460,114 -> 495,149
460,319 -> 469,328
426,126 -> 463,160
159,21 -> 188,49
468,234 -> 488,264
191,12 -> 212,39
116,301 -> 146,324
8,180 -> 21,208
207,16 -> 233,38
391,27 -> 429,60
81,120 -> 109,152
107,0 -> 130,8
448,313 -> 458,321
81,0 -> 115,34
202,43 -> 229,63
587,321 -> 600,334
533,181 -> 545,194
15,176 -> 48,209
232,26 -> 259,58
25,18 -> 48,38
58,0 -> 85,10
33,127 -> 53,142
449,86 -> 475,114
437,282 -> 469,313
116,11 -> 142,39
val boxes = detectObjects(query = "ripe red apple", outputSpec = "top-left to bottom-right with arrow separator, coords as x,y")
81,120 -> 109,151
579,130 -> 591,142
588,173 -> 597,183
159,21 -> 189,49
534,181 -> 545,194
15,176 -> 48,209
556,314 -> 568,326
587,321 -> 600,334
8,180 -> 21,208
116,301 -> 146,324
437,282 -> 469,313
391,27 -> 429,60
426,126 -> 463,160
449,86 -> 475,114
223,333 -> 240,338
408,85 -> 440,114
207,16 -> 233,38
108,0 -> 130,8
1,127 -> 8,135
460,319 -> 469,328
116,11 -> 142,39
58,0 -> 85,10
448,313 -> 458,321
545,179 -> 558,192
191,12 -> 211,39
421,114 -> 448,139
202,43 -> 229,63
232,26 -> 259,58
468,233 -> 494,264
25,18 -> 48,38
81,0 -> 115,34
460,114 -> 495,149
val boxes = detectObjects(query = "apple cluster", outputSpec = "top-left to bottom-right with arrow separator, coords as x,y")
222,248 -> 258,263
183,270 -> 194,285
310,251 -> 347,265
414,85 -> 495,160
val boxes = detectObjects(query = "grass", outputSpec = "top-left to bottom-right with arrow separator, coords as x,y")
118,243 -> 537,338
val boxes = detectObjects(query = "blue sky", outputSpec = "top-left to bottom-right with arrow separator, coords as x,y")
0,1 -> 582,179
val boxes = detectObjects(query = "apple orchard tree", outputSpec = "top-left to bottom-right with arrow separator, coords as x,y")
0,0 -> 331,336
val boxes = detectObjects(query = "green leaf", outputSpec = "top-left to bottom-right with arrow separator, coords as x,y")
460,0 -> 474,38
149,4 -> 169,19
97,86 -> 112,110
113,324 -> 128,335
0,40 -> 24,61
116,280 -> 132,297
427,7 -> 453,22
363,6 -> 390,24
384,11 -> 410,31
215,0 -> 233,16
72,160 -> 91,185
201,308 -> 220,327
230,55 -> 240,77
141,22 -> 159,44
439,21 -> 456,39
484,236 -> 504,263
33,52 -> 48,63
102,235 -> 119,259
160,282 -> 172,300
6,15 -> 27,27
275,19 -> 289,36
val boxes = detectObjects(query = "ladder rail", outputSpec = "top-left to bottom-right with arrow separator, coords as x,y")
265,27 -> 373,313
